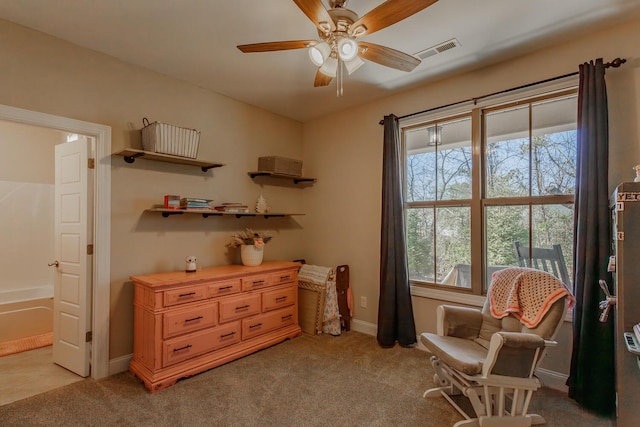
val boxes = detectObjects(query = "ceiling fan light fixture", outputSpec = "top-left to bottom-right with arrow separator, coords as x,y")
344,55 -> 364,74
337,38 -> 359,61
309,42 -> 331,67
319,56 -> 338,77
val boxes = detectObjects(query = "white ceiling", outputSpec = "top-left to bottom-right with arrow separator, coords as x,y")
1,0 -> 639,122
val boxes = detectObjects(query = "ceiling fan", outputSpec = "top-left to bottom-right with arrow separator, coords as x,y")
237,0 -> 438,96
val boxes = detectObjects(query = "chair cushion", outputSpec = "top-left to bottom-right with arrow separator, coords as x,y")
421,332 -> 487,376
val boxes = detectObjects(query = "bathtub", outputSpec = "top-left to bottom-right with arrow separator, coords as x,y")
0,297 -> 53,343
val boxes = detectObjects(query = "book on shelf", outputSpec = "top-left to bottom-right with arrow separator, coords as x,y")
214,203 -> 249,213
180,197 -> 213,209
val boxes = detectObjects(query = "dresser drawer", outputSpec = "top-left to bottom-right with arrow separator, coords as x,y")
163,303 -> 218,339
163,322 -> 241,367
269,270 -> 297,286
262,285 -> 296,312
219,293 -> 261,323
163,285 -> 206,307
208,279 -> 241,298
242,306 -> 296,340
241,274 -> 270,291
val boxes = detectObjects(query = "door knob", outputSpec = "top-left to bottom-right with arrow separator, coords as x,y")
48,261 -> 59,268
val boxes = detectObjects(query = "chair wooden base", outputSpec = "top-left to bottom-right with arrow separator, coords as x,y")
424,356 -> 547,427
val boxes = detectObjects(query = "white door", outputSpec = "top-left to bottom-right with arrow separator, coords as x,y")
53,138 -> 91,377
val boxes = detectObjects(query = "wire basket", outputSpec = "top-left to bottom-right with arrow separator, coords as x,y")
141,117 -> 200,158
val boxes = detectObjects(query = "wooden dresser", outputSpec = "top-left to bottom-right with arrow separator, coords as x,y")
129,260 -> 301,392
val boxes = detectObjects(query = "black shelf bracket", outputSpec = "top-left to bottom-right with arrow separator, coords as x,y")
124,152 -> 146,163
161,211 -> 184,217
293,178 -> 315,184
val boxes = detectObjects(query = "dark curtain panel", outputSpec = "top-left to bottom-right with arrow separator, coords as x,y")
377,114 -> 417,347
567,58 -> 615,416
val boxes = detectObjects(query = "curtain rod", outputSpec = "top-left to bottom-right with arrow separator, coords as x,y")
379,57 -> 627,125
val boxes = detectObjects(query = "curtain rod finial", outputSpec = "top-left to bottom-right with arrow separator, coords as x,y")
607,58 -> 626,68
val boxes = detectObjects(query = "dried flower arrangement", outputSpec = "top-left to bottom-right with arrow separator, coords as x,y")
227,228 -> 273,248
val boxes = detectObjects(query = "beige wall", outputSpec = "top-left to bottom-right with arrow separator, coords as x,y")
0,19 -> 305,358
302,17 -> 640,378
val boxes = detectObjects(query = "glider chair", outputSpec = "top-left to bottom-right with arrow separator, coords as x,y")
420,267 -> 573,427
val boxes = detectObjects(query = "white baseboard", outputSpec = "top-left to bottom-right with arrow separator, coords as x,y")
109,353 -> 132,375
535,367 -> 569,392
350,319 -> 377,336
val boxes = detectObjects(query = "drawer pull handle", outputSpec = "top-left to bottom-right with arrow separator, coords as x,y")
184,316 -> 203,323
178,292 -> 196,298
219,285 -> 233,291
220,332 -> 236,339
235,304 -> 250,311
252,280 -> 265,286
275,296 -> 288,302
249,323 -> 263,330
173,344 -> 192,352
280,275 -> 291,280
281,314 -> 293,321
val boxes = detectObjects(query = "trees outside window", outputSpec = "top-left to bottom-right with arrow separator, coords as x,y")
404,91 -> 577,294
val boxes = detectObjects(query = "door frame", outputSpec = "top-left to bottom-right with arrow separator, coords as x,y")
0,103 -> 111,379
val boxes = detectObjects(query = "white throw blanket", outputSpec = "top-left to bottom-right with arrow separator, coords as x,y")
298,264 -> 332,286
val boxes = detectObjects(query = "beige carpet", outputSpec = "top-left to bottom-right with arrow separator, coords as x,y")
0,331 -> 613,426
0,332 -> 53,357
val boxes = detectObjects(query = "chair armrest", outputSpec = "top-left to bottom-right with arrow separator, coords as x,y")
482,332 -> 546,378
437,305 -> 483,338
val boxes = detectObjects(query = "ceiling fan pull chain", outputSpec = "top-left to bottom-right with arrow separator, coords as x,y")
337,58 -> 343,97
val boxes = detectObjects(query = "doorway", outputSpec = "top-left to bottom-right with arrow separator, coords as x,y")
0,104 -> 111,386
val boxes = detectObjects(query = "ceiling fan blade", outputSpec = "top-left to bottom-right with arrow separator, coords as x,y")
350,0 -> 438,37
237,40 -> 317,53
293,0 -> 336,32
314,69 -> 333,87
358,42 -> 421,72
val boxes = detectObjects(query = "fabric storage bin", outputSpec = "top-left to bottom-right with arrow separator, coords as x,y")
258,156 -> 303,176
141,118 -> 200,159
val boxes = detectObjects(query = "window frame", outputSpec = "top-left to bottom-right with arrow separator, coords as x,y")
402,86 -> 578,302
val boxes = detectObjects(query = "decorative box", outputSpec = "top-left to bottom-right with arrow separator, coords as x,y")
258,156 -> 303,177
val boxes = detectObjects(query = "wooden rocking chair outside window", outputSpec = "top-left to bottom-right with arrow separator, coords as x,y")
512,241 -> 571,286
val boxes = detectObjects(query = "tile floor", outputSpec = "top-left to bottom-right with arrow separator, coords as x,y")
0,346 -> 83,406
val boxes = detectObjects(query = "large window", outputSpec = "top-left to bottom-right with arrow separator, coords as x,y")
404,89 -> 577,294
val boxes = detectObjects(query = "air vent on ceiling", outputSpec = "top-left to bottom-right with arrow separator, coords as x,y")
415,38 -> 461,60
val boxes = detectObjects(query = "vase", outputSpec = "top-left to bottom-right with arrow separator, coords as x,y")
240,244 -> 264,266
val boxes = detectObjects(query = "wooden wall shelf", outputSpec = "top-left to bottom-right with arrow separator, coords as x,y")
247,171 -> 316,184
146,208 -> 304,219
115,149 -> 225,172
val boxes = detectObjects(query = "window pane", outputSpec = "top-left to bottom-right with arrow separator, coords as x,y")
405,147 -> 436,202
485,106 -> 530,198
405,117 -> 472,202
531,204 -> 574,285
407,207 -> 434,282
437,118 -> 472,200
531,96 -> 577,196
484,205 -> 529,289
436,207 -> 471,287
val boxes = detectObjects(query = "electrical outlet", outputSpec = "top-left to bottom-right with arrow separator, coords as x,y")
360,296 -> 367,308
